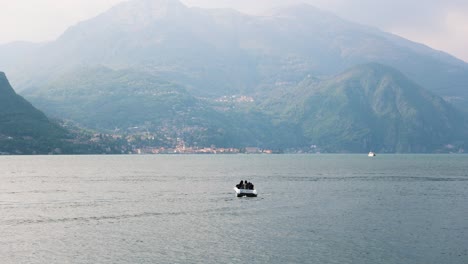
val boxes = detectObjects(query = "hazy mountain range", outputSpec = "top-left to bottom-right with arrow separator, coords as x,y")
1,0 -> 467,153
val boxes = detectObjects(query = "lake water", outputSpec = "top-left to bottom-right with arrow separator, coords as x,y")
0,154 -> 467,264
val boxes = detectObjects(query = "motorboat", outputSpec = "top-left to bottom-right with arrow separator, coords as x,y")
234,187 -> 257,197
368,151 -> 376,157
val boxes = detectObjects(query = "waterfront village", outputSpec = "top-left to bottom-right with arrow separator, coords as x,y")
134,146 -> 274,155
86,133 -> 289,155
56,119 -> 322,155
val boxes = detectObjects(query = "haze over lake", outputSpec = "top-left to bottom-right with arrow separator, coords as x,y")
1,154 -> 467,263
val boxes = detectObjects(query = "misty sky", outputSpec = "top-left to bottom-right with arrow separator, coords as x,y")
1,0 -> 467,62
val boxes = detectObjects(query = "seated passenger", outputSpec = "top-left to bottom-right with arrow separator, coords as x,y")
237,180 -> 244,189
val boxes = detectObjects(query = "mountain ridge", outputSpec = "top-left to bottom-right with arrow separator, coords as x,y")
291,63 -> 467,152
1,0 -> 467,153
2,0 -> 468,107
22,63 -> 468,153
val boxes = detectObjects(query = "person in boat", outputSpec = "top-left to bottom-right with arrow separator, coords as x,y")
237,180 -> 244,189
236,180 -> 255,190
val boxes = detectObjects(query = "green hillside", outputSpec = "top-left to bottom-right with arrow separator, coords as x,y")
23,64 -> 468,153
0,72 -> 129,154
272,64 -> 468,152
25,66 -> 300,149
0,72 -> 72,154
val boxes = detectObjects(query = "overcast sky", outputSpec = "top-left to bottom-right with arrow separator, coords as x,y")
1,0 -> 467,62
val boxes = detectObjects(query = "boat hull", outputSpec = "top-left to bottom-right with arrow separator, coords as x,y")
234,187 -> 257,197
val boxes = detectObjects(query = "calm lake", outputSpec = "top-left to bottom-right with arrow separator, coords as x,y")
1,154 -> 467,264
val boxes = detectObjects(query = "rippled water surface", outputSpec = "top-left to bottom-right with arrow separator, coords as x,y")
1,154 -> 467,263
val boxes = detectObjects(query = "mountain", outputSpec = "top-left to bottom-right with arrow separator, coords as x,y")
0,72 -> 70,154
0,72 -> 136,154
2,0 -> 468,111
24,66 -> 301,149
26,66 -> 195,130
1,0 -> 468,153
23,63 -> 468,153
264,63 -> 468,152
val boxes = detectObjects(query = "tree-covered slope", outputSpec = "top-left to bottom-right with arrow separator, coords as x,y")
0,72 -> 71,154
275,64 -> 468,152
25,66 -> 300,149
26,66 -> 196,129
24,64 -> 468,153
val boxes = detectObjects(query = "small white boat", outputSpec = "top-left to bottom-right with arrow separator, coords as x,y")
234,187 -> 258,197
368,151 -> 376,157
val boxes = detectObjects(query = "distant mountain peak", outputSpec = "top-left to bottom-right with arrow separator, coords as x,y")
268,3 -> 340,20
57,0 -> 190,42
122,0 -> 186,10
106,0 -> 188,21
272,3 -> 322,13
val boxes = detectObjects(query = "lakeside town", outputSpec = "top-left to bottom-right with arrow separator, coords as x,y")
80,130 -> 313,155
134,146 -> 273,155
90,132 -> 283,155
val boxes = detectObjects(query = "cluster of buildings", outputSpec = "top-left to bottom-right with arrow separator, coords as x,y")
215,95 -> 255,103
133,146 -> 276,155
87,132 -> 279,155
134,146 -> 239,154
